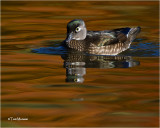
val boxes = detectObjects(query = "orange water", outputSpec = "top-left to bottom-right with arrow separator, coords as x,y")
1,1 -> 159,127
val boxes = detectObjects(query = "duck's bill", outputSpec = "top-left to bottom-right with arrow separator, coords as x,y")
65,33 -> 73,42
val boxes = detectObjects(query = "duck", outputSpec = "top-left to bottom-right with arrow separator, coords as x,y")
62,19 -> 141,55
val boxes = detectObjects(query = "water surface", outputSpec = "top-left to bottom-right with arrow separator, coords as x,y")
1,1 -> 159,127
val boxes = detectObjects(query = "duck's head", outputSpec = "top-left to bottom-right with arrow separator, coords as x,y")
65,19 -> 87,42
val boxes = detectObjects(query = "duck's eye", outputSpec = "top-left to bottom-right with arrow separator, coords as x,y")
75,27 -> 81,32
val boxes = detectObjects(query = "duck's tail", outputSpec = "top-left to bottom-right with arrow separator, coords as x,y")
127,26 -> 141,42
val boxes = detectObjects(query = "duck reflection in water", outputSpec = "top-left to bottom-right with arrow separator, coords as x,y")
61,52 -> 140,83
32,47 -> 140,83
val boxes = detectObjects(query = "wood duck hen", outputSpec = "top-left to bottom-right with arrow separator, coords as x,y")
62,19 -> 141,55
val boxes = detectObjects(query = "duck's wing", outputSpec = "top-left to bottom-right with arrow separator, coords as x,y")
86,30 -> 113,47
87,27 -> 141,55
101,27 -> 141,46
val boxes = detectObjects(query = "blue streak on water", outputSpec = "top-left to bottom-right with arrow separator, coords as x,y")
31,39 -> 159,57
32,46 -> 68,55
129,41 -> 159,57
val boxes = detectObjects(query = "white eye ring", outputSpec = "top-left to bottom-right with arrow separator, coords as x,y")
75,27 -> 81,32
